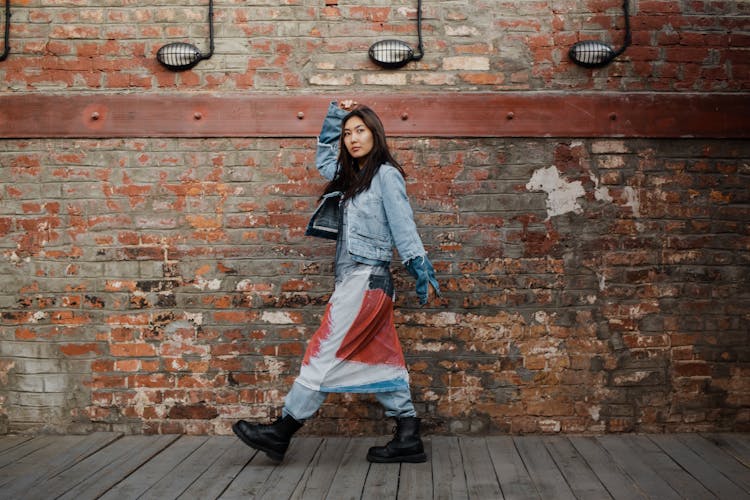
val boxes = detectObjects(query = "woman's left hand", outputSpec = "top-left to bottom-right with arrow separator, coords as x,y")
406,255 -> 441,306
424,282 -> 440,305
339,99 -> 358,111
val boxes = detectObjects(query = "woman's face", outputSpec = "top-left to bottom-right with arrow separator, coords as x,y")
343,116 -> 374,163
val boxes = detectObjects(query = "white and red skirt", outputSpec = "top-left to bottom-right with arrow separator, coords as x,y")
296,266 -> 409,393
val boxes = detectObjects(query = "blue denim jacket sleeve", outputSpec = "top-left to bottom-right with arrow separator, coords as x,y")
315,101 -> 349,181
380,167 -> 440,304
380,166 -> 425,263
405,254 -> 441,305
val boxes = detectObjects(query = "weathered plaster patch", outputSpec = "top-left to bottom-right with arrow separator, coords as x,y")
589,172 -> 613,202
401,311 -> 458,327
526,166 -> 586,219
0,361 -> 15,385
163,320 -> 197,335
539,419 -> 562,433
29,311 -> 48,323
447,374 -> 484,406
588,405 -> 601,421
533,310 -> 550,325
261,356 -> 285,381
133,388 -> 161,418
184,312 -> 204,326
622,186 -> 641,217
193,276 -> 221,291
422,390 -> 440,402
414,341 -> 452,352
236,279 -> 252,291
261,311 -> 294,324
613,370 -> 652,385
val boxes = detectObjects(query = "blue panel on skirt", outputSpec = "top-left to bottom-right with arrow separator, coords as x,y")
319,377 -> 410,394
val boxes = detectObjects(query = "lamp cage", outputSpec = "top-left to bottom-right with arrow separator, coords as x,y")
368,0 -> 423,69
156,0 -> 214,71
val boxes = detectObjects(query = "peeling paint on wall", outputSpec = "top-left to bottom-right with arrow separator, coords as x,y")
590,173 -> 614,202
0,361 -> 15,385
526,166 -> 586,219
622,186 -> 641,217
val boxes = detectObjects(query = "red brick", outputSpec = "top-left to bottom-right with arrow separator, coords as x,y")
674,362 -> 712,377
60,343 -> 101,356
110,343 -> 157,357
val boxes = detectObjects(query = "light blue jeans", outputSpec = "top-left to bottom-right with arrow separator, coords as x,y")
282,381 -> 417,421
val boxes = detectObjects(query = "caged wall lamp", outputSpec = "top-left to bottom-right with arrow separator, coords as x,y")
369,0 -> 424,69
569,0 -> 632,68
156,0 -> 215,71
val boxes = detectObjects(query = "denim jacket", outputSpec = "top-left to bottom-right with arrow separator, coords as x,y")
309,101 -> 440,304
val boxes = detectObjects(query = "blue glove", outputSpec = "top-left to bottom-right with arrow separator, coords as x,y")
405,255 -> 441,305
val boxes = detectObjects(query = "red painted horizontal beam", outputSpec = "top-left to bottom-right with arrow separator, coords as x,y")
0,93 -> 747,139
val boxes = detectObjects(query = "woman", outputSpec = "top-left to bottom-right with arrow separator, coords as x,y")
233,100 -> 440,463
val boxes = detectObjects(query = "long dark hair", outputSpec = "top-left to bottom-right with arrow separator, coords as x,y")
322,105 -> 406,200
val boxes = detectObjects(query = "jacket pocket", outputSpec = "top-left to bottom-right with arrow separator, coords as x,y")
352,226 -> 390,246
349,225 -> 392,261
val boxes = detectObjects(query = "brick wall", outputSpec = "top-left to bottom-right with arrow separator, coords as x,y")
2,0 -> 747,92
0,0 -> 748,435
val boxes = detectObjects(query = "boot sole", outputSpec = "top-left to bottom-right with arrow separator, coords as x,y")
231,422 -> 285,462
366,452 -> 427,463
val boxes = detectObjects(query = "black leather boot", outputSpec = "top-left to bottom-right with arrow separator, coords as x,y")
232,415 -> 303,461
367,416 -> 427,463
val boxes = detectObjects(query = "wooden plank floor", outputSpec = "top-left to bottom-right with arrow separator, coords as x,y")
0,433 -> 748,499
